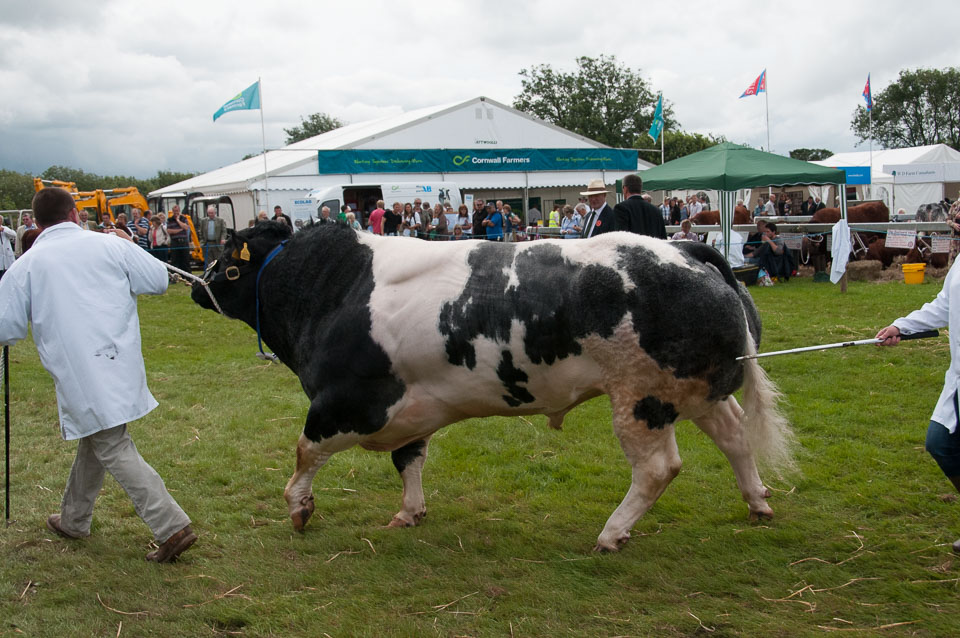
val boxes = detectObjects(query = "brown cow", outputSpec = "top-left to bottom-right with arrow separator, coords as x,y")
802,202 -> 891,272
690,205 -> 752,225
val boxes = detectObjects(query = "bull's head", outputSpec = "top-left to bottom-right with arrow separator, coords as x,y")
191,221 -> 292,325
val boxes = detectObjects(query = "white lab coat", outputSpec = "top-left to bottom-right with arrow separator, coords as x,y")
0,223 -> 168,440
0,225 -> 15,270
830,219 -> 851,285
893,258 -> 960,433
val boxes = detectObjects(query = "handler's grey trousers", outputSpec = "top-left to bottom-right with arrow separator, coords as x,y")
59,424 -> 190,543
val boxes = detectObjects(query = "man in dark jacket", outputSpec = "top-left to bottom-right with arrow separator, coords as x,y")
613,174 -> 667,239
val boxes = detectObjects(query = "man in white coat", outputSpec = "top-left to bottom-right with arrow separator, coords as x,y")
0,187 -> 196,563
877,259 -> 960,554
0,215 -> 15,278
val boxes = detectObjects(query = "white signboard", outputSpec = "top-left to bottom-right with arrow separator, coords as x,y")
886,229 -> 917,250
780,232 -> 802,250
932,236 -> 952,254
884,163 -> 945,184
289,198 -> 317,230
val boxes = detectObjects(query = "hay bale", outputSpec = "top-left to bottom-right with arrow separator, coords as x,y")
845,260 -> 883,281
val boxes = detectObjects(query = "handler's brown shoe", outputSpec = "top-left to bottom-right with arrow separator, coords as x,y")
46,514 -> 83,539
146,525 -> 197,563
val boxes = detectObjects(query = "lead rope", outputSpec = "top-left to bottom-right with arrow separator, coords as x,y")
164,263 -> 224,315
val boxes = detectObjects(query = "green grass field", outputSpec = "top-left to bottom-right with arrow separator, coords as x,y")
1,277 -> 958,637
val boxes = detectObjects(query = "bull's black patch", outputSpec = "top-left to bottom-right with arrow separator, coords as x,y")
614,242 -> 748,399
633,396 -> 679,430
437,240 -> 749,401
497,350 -> 535,407
193,222 -> 405,441
391,439 -> 427,474
438,242 -> 628,368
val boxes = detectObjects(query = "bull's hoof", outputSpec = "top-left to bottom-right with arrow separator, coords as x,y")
387,510 -> 425,528
748,507 -> 774,522
289,495 -> 315,532
593,532 -> 630,553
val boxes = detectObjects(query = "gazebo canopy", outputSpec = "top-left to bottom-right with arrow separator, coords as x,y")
641,142 -> 847,191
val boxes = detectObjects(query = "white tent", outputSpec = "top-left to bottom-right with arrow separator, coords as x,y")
815,144 -> 960,215
151,96 -> 651,227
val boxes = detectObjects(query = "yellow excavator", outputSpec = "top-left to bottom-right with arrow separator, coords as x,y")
33,179 -> 202,263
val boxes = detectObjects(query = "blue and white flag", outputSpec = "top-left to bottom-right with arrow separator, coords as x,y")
647,94 -> 664,141
213,81 -> 261,122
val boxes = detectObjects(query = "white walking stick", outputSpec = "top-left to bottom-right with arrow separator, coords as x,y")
737,330 -> 940,361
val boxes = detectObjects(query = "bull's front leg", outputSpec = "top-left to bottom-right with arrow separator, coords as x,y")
284,432 -> 357,532
387,437 -> 431,527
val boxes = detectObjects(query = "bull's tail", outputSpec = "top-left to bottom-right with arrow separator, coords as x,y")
739,333 -> 795,471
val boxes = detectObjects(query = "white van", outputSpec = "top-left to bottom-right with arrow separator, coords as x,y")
302,182 -> 462,229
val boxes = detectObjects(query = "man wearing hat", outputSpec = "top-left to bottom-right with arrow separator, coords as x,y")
579,179 -> 616,239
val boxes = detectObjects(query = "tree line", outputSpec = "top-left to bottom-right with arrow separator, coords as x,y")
0,167 -> 197,211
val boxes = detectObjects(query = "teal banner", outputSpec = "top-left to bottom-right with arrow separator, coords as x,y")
317,148 -> 637,174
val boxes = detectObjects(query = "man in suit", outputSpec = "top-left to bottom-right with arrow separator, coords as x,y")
579,179 -> 617,238
613,174 -> 667,239
198,205 -> 227,269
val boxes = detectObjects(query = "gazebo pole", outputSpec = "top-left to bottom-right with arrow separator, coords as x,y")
720,190 -> 734,262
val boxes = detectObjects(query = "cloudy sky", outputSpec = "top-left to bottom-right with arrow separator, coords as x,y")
2,0 -> 957,178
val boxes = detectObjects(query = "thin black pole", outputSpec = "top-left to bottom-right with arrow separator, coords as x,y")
4,345 -> 9,526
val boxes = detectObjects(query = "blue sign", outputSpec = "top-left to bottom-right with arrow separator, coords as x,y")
317,148 -> 638,175
838,166 -> 871,185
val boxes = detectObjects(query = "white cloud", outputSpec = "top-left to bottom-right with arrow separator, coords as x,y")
2,0 -> 959,176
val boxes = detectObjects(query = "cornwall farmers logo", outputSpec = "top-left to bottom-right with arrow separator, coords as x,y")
452,154 -> 471,167
222,95 -> 247,110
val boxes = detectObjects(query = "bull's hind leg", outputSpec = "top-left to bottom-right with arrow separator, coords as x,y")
387,437 -> 431,528
595,396 -> 683,552
692,396 -> 773,520
284,433 -> 357,532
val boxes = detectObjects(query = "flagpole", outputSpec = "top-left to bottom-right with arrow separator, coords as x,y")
764,71 -> 771,152
868,101 -> 873,185
258,77 -> 270,213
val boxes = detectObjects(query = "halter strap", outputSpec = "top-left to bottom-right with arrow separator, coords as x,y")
254,240 -> 287,361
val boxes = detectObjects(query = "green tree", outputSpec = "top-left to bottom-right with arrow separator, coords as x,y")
283,112 -> 345,145
0,169 -> 36,210
851,68 -> 960,151
513,55 -> 673,148
789,148 -> 832,161
650,130 -> 726,165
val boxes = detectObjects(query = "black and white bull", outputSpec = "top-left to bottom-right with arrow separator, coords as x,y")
192,222 -> 792,551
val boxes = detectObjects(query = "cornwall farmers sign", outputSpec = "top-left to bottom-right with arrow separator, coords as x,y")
317,148 -> 637,174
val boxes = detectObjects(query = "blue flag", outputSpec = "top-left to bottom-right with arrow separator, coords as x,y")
647,94 -> 664,141
213,81 -> 261,122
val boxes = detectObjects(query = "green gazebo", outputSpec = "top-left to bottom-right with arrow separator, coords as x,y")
640,142 -> 848,260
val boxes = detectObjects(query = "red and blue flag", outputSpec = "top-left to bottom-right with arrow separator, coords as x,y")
862,74 -> 873,110
739,69 -> 766,98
